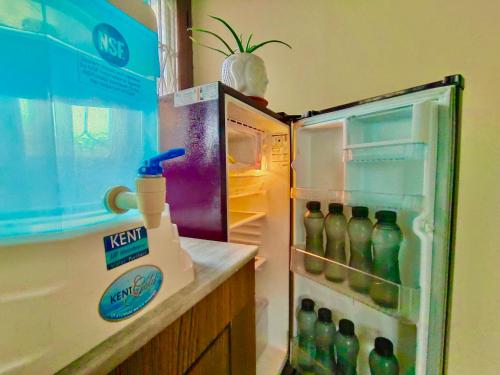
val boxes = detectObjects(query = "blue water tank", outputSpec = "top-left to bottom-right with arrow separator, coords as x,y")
0,0 -> 160,240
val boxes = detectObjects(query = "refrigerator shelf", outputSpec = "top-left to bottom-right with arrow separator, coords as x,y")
229,172 -> 266,198
229,211 -> 266,230
255,256 -> 267,270
230,237 -> 261,246
291,246 -> 420,323
229,170 -> 267,177
229,190 -> 266,199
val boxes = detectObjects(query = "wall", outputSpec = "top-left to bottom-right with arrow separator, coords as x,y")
191,1 -> 500,374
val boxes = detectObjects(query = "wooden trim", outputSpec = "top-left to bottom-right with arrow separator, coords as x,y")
176,0 -> 193,89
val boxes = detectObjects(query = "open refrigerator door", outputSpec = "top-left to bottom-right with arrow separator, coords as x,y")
290,80 -> 462,375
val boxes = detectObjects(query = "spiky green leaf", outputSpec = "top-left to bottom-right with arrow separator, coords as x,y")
247,39 -> 292,53
245,33 -> 253,52
188,27 -> 234,54
210,15 -> 244,52
189,36 -> 230,57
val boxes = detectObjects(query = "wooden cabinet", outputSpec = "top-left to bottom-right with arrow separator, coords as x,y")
109,260 -> 255,375
187,328 -> 230,375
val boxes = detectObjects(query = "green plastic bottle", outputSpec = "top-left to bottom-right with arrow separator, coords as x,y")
314,308 -> 336,374
335,319 -> 359,375
297,298 -> 317,373
304,201 -> 325,274
347,206 -> 373,294
369,337 -> 399,375
324,203 -> 347,283
370,210 -> 402,308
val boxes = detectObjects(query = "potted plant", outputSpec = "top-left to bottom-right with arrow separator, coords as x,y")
189,16 -> 291,105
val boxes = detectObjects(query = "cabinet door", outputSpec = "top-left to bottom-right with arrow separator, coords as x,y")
187,328 -> 230,375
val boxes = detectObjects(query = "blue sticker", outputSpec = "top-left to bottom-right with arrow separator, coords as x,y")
93,23 -> 130,67
99,265 -> 163,321
103,227 -> 149,270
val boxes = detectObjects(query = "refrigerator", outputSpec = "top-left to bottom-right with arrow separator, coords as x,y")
159,75 -> 463,375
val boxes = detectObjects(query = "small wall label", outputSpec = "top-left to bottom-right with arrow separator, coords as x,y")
103,226 -> 149,270
99,265 -> 163,321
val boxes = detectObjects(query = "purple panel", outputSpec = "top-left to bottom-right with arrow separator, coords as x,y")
159,95 -> 227,241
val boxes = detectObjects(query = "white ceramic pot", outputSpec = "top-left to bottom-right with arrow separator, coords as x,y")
221,53 -> 269,98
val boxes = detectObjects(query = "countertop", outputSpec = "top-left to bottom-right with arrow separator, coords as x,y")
57,237 -> 258,375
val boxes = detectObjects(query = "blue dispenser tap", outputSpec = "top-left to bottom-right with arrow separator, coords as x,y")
104,148 -> 185,228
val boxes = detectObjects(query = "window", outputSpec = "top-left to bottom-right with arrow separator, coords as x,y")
148,0 -> 177,95
149,0 -> 193,94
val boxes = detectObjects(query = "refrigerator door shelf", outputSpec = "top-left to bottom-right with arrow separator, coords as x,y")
292,188 -> 423,212
345,101 -> 434,148
345,142 -> 427,162
291,187 -> 344,203
291,246 -> 420,323
290,337 -> 332,374
345,190 -> 423,212
295,118 -> 345,131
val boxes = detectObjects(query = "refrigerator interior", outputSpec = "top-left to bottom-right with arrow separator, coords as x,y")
225,97 -> 291,374
291,86 -> 456,375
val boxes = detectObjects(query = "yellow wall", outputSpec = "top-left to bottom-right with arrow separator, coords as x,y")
192,1 -> 500,374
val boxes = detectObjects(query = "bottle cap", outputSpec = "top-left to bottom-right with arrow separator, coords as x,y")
318,308 -> 332,323
351,206 -> 368,218
328,203 -> 343,214
301,298 -> 315,312
374,337 -> 394,357
339,319 -> 355,336
306,201 -> 321,212
375,210 -> 397,223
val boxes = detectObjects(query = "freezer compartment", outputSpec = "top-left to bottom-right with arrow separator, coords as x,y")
291,246 -> 420,323
227,120 -> 264,173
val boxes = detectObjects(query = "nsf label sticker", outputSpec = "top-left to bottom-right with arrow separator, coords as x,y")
99,265 -> 163,321
103,227 -> 149,270
93,23 -> 130,67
